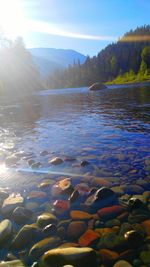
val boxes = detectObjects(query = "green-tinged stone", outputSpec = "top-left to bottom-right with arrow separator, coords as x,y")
29,237 -> 61,260
37,213 -> 57,228
40,247 -> 98,267
140,250 -> 150,264
0,260 -> 25,267
0,219 -> 12,243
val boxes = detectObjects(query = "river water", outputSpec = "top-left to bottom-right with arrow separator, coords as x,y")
0,85 -> 150,189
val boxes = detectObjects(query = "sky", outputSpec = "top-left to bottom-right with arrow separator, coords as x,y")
0,0 -> 150,56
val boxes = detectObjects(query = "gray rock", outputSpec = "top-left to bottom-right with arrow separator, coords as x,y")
40,247 -> 98,267
49,157 -> 63,165
0,219 -> 12,243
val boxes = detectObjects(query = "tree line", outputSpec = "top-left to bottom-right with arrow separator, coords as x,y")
45,25 -> 150,88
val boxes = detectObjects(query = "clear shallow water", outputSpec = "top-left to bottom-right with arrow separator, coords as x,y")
0,85 -> 150,188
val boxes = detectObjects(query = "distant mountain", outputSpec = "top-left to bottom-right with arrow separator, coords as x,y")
28,48 -> 86,77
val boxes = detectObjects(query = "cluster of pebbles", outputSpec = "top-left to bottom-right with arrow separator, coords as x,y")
0,156 -> 150,267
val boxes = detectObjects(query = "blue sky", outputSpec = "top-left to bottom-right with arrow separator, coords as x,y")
1,0 -> 150,56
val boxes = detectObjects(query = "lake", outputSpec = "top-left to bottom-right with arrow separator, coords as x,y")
0,85 -> 150,189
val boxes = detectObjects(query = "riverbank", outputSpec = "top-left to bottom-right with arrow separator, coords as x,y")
1,166 -> 150,267
106,81 -> 150,89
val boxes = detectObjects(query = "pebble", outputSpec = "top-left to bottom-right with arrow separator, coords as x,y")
67,221 -> 87,240
113,260 -> 133,267
79,229 -> 100,246
70,210 -> 93,220
0,219 -> 12,243
2,193 -> 24,215
49,157 -> 63,165
37,213 -> 57,228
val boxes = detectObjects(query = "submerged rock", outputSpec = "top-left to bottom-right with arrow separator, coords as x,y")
40,247 -> 98,267
0,219 -> 12,243
37,213 -> 57,228
67,221 -> 87,240
0,260 -> 25,266
49,157 -> 63,165
89,82 -> 106,91
12,207 -> 33,224
29,237 -> 61,260
79,229 -> 100,246
2,193 -> 24,215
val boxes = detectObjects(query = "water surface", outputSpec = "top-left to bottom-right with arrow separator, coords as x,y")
0,85 -> 150,188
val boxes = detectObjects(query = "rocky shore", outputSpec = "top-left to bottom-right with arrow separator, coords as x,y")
0,158 -> 150,267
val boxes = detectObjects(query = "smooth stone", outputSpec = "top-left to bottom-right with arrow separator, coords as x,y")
49,157 -> 63,165
68,190 -> 80,203
25,202 -> 39,211
29,237 -> 61,259
53,200 -> 70,214
142,219 -> 150,235
128,214 -> 150,224
79,229 -> 100,246
38,180 -> 54,189
0,219 -> 12,243
105,219 -> 121,228
2,193 -> 24,215
92,178 -> 113,188
37,213 -> 57,228
27,191 -> 47,200
70,210 -> 93,220
40,247 -> 98,267
98,205 -> 124,220
99,249 -> 119,265
40,151 -> 49,156
140,250 -> 150,264
0,260 -> 25,266
11,224 -> 39,249
67,221 -> 87,240
58,243 -> 79,249
5,155 -> 18,165
80,160 -> 89,167
119,223 -> 133,236
57,226 -> 66,240
124,230 -> 144,247
42,224 -> 57,235
0,190 -> 9,201
75,183 -> 90,195
123,185 -> 144,194
111,186 -> 124,196
113,260 -> 133,267
31,162 -> 42,168
97,232 -> 127,250
89,82 -> 106,90
12,207 -> 33,224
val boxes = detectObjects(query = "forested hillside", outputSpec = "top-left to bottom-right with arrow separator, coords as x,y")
46,25 -> 150,88
0,36 -> 42,97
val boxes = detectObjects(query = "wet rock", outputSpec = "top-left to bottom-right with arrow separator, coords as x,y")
70,210 -> 93,220
0,219 -> 12,243
53,200 -> 70,214
2,193 -> 24,215
89,82 -> 106,91
124,230 -> 144,248
124,185 -> 144,195
37,213 -> 57,228
68,190 -> 80,204
5,155 -> 18,166
11,224 -> 39,249
28,159 -> 35,166
81,160 -> 89,167
119,223 -> 133,236
12,207 -> 33,224
98,205 -> 125,220
42,224 -> 57,236
49,157 -> 63,165
31,162 -> 42,169
95,228 -> 114,236
51,179 -> 73,197
25,202 -> 39,211
99,249 -> 119,265
140,250 -> 150,265
0,189 -> 9,201
97,232 -> 127,250
29,237 -> 61,260
57,226 -> 66,240
0,260 -> 25,266
105,219 -> 121,228
79,229 -> 100,246
67,221 -> 87,240
118,249 -> 136,262
40,151 -> 49,156
58,243 -> 79,249
38,180 -> 54,190
92,178 -> 113,188
75,183 -> 90,195
128,213 -> 150,224
40,247 -> 98,267
27,191 -> 47,200
128,197 -> 145,211
113,260 -> 133,267
142,219 -> 150,235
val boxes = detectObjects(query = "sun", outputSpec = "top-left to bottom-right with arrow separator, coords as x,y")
0,0 -> 26,40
